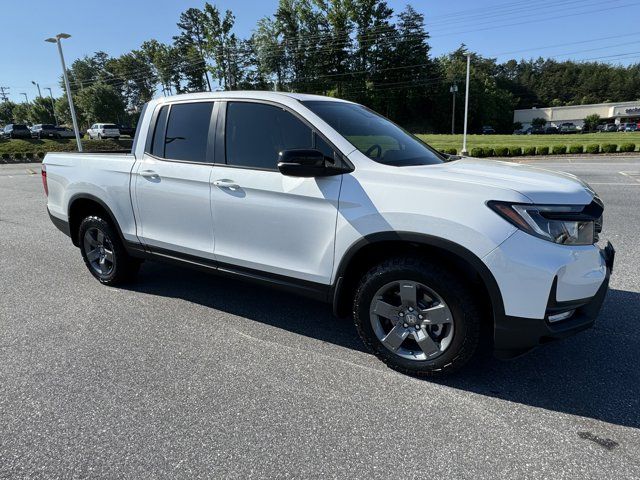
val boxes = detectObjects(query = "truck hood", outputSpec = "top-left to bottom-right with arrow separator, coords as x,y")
407,158 -> 595,205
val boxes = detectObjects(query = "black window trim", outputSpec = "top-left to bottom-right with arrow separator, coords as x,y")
217,98 -> 354,173
143,99 -> 218,166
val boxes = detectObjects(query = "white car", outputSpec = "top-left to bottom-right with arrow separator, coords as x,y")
42,91 -> 614,376
86,123 -> 120,140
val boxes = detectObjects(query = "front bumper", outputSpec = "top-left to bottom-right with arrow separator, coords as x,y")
494,241 -> 614,359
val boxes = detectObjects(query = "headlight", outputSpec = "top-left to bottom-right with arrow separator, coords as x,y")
488,200 -> 602,246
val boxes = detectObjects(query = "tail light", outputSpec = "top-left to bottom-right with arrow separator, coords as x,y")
41,164 -> 48,196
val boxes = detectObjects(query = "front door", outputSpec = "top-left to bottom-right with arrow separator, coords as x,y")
210,101 -> 342,285
133,101 -> 216,259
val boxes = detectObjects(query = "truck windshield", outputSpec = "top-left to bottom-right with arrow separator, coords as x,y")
302,101 -> 444,166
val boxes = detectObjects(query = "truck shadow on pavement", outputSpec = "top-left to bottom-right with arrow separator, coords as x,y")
129,262 -> 639,430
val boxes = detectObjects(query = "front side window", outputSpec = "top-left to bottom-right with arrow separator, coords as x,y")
225,102 -> 313,170
303,101 -> 443,167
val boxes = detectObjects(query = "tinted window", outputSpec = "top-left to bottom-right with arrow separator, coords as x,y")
225,102 -> 312,169
164,102 -> 213,162
103,124 -> 117,129
303,101 -> 443,167
14,125 -> 29,131
151,106 -> 169,157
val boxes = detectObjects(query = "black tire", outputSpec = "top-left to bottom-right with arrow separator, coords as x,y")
353,256 -> 481,377
78,215 -> 140,285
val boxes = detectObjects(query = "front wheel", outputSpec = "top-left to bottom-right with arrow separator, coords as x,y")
353,256 -> 481,377
78,216 -> 140,285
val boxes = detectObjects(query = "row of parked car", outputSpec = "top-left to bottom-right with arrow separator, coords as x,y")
598,122 -> 639,132
0,123 -> 134,140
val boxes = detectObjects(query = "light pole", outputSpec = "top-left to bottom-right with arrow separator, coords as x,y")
20,92 -> 29,103
31,81 -> 42,98
45,33 -> 82,152
450,84 -> 458,135
461,53 -> 471,156
44,87 -> 59,126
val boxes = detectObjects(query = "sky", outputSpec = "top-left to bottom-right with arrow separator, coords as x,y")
2,0 -> 640,103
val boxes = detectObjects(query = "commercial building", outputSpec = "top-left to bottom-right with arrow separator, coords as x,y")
514,100 -> 640,129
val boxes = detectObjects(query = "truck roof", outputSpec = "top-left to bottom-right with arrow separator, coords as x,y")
148,90 -> 353,107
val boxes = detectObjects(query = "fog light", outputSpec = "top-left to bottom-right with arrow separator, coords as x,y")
548,310 -> 575,323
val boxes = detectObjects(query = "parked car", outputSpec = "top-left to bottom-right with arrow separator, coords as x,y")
624,122 -> 638,132
617,124 -> 627,132
544,126 -> 559,134
2,123 -> 32,139
31,124 -> 60,139
526,126 -> 545,135
87,123 -> 120,140
482,125 -> 496,134
115,124 -> 135,137
54,127 -> 77,139
42,91 -> 614,377
558,122 -> 578,134
602,123 -> 617,132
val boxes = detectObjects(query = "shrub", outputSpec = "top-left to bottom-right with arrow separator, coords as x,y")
601,144 -> 617,153
568,145 -> 584,154
620,143 -> 636,153
25,152 -> 34,161
494,146 -> 509,157
36,151 -> 46,159
1,153 -> 10,160
585,144 -> 600,154
470,147 -> 485,157
508,146 -> 522,157
13,153 -> 23,161
552,145 -> 567,155
446,148 -> 458,155
523,146 -> 536,156
482,147 -> 495,157
537,146 -> 549,155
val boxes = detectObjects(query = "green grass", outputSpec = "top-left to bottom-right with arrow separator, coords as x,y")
416,132 -> 639,152
0,138 -> 133,155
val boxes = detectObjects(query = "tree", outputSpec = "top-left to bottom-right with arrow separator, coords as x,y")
583,113 -> 601,133
12,103 -> 32,124
513,121 -> 523,131
531,117 -> 547,129
75,83 -> 125,127
0,101 -> 16,124
28,96 -> 57,124
141,40 -> 181,96
174,7 -> 212,91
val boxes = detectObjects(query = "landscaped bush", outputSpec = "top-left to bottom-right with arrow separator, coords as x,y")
1,153 -> 10,161
524,146 -> 536,156
537,146 -> 550,155
36,151 -> 46,159
568,145 -> 584,154
620,143 -> 636,153
494,146 -> 509,157
13,153 -> 23,161
25,152 -> 34,161
601,144 -> 617,153
470,147 -> 485,157
508,146 -> 522,157
482,147 -> 495,157
445,148 -> 458,155
552,145 -> 567,155
585,144 -> 600,154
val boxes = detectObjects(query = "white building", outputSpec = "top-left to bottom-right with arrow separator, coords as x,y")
514,100 -> 640,129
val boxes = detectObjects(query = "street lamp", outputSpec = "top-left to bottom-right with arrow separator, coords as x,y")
31,81 -> 42,98
44,87 -> 59,126
45,33 -> 82,152
20,92 -> 29,103
450,84 -> 458,135
461,52 -> 471,156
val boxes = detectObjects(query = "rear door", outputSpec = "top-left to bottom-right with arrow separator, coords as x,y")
209,100 -> 342,284
132,101 -> 217,259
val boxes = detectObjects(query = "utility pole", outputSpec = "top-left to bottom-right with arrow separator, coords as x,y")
46,33 -> 83,152
450,84 -> 458,135
461,53 -> 471,156
32,81 -> 42,98
0,86 -> 9,102
44,87 -> 59,125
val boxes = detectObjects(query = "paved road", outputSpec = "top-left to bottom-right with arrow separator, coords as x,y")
1,159 -> 639,479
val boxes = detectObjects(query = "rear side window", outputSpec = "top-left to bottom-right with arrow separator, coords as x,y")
151,106 -> 169,157
225,102 -> 312,170
164,102 -> 213,162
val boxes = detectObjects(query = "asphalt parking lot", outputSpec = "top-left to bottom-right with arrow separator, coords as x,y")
1,158 -> 639,479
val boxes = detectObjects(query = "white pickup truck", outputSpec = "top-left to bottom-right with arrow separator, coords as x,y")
43,91 -> 614,376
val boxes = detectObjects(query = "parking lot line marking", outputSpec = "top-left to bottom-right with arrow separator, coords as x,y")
619,172 -> 640,183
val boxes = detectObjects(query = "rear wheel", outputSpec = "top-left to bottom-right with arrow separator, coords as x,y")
78,216 -> 140,285
353,256 -> 481,377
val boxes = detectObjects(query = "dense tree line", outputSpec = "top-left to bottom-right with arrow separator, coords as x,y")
2,0 -> 640,133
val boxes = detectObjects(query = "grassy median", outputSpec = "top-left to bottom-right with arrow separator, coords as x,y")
0,138 -> 134,156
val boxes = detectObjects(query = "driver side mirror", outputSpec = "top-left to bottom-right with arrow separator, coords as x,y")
278,149 -> 350,177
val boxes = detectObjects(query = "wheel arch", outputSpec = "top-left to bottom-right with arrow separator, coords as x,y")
331,232 -> 505,329
67,193 -> 127,248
